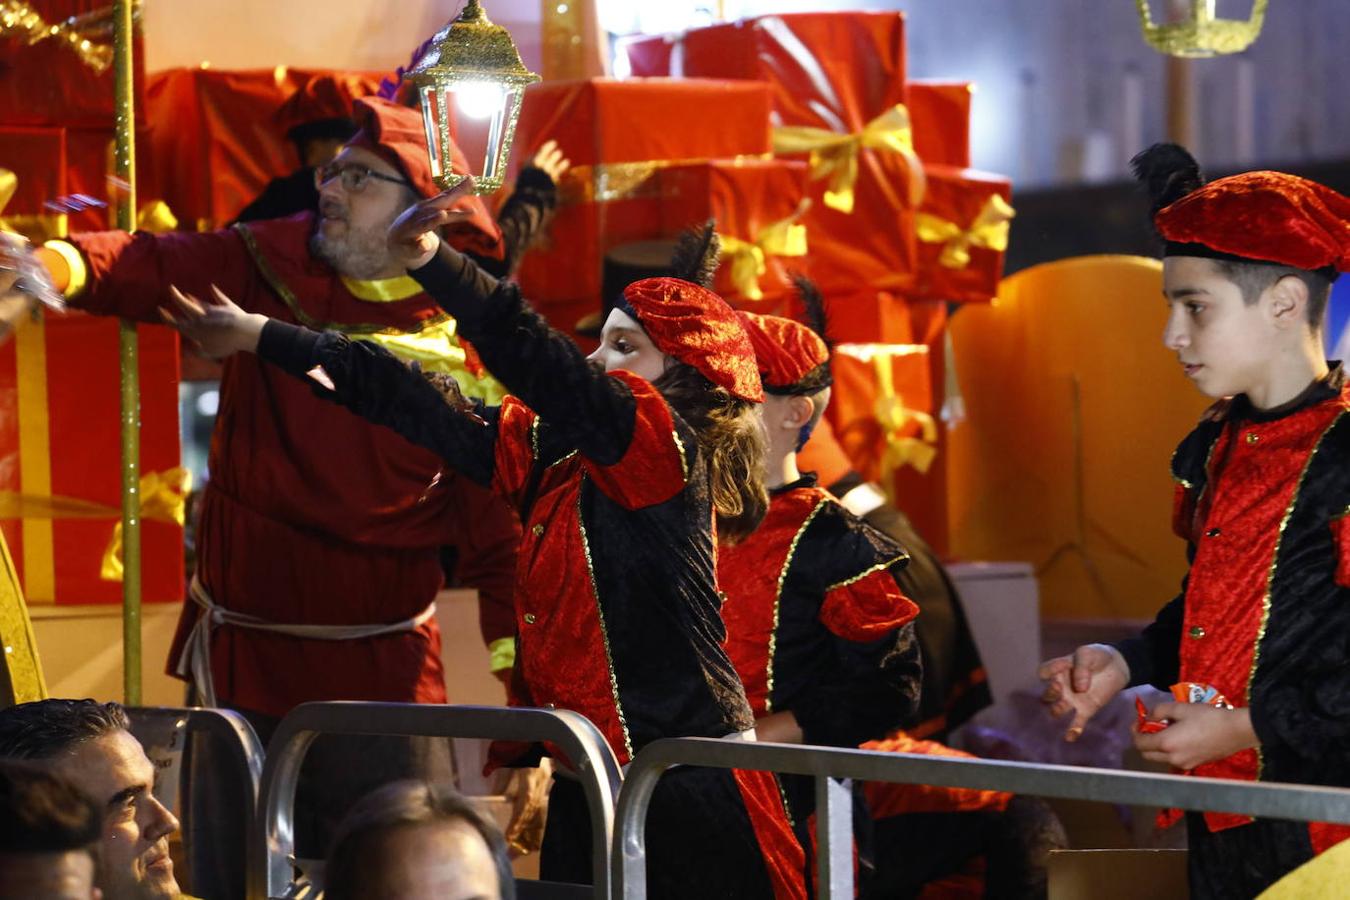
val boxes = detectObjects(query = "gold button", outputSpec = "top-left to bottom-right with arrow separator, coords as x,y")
524,613 -> 537,625
531,524 -> 544,537
1246,432 -> 1260,445
1189,625 -> 1206,639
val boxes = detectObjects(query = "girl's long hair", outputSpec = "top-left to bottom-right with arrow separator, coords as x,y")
653,362 -> 769,544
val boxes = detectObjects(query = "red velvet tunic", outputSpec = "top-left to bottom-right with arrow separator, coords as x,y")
1117,368 -> 1350,875
64,214 -> 521,716
717,478 -> 921,747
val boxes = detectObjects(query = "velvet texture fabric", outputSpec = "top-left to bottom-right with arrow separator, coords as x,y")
622,277 -> 765,402
257,255 -> 808,900
274,73 -> 363,136
737,311 -> 832,393
1157,171 -> 1350,272
346,96 -> 503,259
1115,366 -> 1350,892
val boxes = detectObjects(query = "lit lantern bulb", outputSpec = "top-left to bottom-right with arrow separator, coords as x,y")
455,81 -> 505,120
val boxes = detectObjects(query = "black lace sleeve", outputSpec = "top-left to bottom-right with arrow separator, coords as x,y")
410,247 -> 640,466
256,320 -> 500,486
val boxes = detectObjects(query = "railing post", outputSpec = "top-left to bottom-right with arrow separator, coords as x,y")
815,776 -> 853,900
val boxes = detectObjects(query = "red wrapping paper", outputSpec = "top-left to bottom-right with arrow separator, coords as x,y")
0,314 -> 183,605
911,165 -> 1013,304
909,81 -> 973,169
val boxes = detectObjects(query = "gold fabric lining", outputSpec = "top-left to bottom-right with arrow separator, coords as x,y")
766,498 -> 828,714
671,429 -> 689,483
340,274 -> 424,302
1247,410 -> 1344,779
578,478 -> 634,760
825,553 -> 908,593
43,239 -> 87,299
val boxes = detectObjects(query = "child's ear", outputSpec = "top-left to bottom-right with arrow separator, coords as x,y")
788,395 -> 816,430
1268,275 -> 1308,328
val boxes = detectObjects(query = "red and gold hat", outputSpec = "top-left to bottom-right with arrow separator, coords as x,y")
1157,171 -> 1350,274
736,311 -> 832,395
276,74 -> 367,140
621,278 -> 764,403
346,97 -> 502,258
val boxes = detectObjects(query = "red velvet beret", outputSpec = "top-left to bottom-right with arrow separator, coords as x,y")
736,311 -> 831,393
346,97 -> 502,259
621,278 -> 765,403
275,74 -> 364,136
1157,170 -> 1350,273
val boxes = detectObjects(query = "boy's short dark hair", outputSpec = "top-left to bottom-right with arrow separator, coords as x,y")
0,760 -> 102,854
324,779 -> 515,900
1210,259 -> 1334,327
0,699 -> 130,761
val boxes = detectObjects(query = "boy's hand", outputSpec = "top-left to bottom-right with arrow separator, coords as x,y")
159,284 -> 266,359
529,139 -> 571,183
1133,703 -> 1257,771
387,179 -> 477,271
1039,643 -> 1130,742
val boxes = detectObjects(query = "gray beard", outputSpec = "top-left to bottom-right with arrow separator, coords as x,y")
308,220 -> 395,280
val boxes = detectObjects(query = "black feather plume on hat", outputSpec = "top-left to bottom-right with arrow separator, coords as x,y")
668,219 -> 722,289
1130,143 -> 1205,219
790,271 -> 830,348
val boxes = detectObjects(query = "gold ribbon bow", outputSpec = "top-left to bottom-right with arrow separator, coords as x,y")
915,194 -> 1016,270
718,201 -> 810,302
836,343 -> 938,498
0,169 -> 67,243
772,105 -> 926,214
0,1 -> 137,74
100,468 -> 193,581
136,199 -> 179,233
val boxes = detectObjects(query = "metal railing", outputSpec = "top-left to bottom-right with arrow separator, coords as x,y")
249,702 -> 622,900
128,706 -> 265,900
614,738 -> 1350,900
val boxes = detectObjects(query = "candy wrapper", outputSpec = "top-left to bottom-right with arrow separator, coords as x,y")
1135,682 -> 1232,732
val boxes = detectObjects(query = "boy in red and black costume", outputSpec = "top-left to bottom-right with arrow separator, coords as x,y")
1041,144 -> 1350,898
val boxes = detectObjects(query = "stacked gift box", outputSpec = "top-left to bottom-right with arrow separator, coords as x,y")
0,10 -> 184,605
608,13 -> 1015,548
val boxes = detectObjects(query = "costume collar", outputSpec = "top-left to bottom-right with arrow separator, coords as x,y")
340,274 -> 423,302
770,473 -> 818,495
1232,361 -> 1345,423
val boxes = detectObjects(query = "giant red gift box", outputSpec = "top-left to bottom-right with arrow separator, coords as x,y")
511,78 -> 773,327
621,12 -> 907,130
911,165 -> 1013,305
0,314 -> 183,605
909,81 -> 973,169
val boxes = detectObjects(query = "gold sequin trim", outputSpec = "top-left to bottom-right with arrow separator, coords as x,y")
1246,410 -> 1344,779
529,415 -> 541,462
825,554 -> 908,593
766,498 -> 828,714
672,429 -> 690,483
578,478 -> 634,760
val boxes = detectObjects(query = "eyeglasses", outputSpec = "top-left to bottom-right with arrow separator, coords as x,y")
314,163 -> 413,194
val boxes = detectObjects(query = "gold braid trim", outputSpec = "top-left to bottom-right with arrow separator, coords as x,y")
578,478 -> 634,760
825,553 -> 908,593
766,498 -> 828,713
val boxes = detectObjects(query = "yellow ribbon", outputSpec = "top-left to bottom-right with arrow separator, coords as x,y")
718,202 -> 810,302
773,105 -> 926,214
836,343 -> 938,496
914,193 -> 1016,270
99,468 -> 193,581
136,199 -> 179,233
0,0 -> 134,74
0,169 -> 67,242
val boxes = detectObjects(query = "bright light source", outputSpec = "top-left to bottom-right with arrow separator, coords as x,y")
557,2 -> 569,12
455,81 -> 505,120
196,389 -> 220,417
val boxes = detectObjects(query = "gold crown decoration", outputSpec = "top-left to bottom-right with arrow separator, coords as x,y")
1135,0 -> 1268,58
404,0 -> 540,194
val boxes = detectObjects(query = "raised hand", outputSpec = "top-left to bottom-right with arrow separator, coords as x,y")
1038,643 -> 1130,742
387,179 -> 478,272
158,284 -> 266,359
529,139 -> 571,184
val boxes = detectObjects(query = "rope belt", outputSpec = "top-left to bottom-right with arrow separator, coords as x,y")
176,576 -> 437,708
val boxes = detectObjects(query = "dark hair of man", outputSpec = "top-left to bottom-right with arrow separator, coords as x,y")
1209,259 -> 1334,327
323,780 -> 515,900
652,361 -> 770,544
0,698 -> 130,761
0,760 -> 102,854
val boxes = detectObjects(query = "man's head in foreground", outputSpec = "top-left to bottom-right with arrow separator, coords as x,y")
0,700 -> 179,900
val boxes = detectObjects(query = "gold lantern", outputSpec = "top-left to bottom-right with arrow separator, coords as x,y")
405,0 -> 541,194
1135,0 -> 1268,58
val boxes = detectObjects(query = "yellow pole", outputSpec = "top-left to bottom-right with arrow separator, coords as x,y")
112,0 -> 142,706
